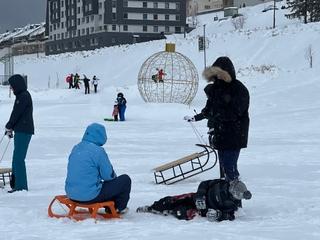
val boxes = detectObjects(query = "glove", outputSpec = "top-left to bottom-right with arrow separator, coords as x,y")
195,196 -> 206,210
183,115 -> 195,122
5,128 -> 13,139
206,209 -> 222,222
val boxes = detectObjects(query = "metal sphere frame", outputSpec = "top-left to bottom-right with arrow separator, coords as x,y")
138,50 -> 199,105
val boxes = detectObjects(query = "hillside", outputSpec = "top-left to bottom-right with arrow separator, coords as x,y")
1,3 -> 320,240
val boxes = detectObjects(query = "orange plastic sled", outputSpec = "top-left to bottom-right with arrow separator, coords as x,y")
48,195 -> 120,221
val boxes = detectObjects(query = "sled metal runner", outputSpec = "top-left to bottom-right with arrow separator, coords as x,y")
0,168 -> 12,186
153,144 -> 217,185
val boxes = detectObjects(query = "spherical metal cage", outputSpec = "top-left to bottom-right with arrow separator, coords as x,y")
138,51 -> 199,105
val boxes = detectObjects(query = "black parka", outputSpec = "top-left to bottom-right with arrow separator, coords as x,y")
6,75 -> 34,135
195,57 -> 249,150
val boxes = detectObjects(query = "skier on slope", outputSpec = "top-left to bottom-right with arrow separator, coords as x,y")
137,178 -> 251,222
83,75 -> 90,94
184,57 -> 250,194
92,75 -> 99,93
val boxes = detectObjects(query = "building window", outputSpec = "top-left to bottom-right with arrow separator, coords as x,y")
86,28 -> 89,35
176,15 -> 180,21
53,24 -> 56,30
99,2 -> 103,8
176,3 -> 180,10
123,1 -> 128,7
99,14 -> 103,20
99,26 -> 103,31
78,7 -> 81,14
112,0 -> 116,8
61,22 -> 64,28
77,18 -> 80,25
82,17 -> 85,23
175,26 -> 181,33
165,26 -> 169,32
143,14 -> 147,20
165,14 -> 169,20
153,26 -> 158,32
104,25 -> 108,31
61,11 -> 64,18
143,25 -> 147,32
123,25 -> 128,31
50,26 -> 53,32
82,29 -> 85,35
112,24 -> 116,31
61,0 -> 64,7
165,2 -> 169,9
153,14 -> 158,20
143,2 -> 147,8
86,16 -> 89,23
91,27 -> 94,33
112,13 -> 116,20
78,29 -> 81,36
123,13 -> 128,19
91,15 -> 94,21
153,2 -> 158,8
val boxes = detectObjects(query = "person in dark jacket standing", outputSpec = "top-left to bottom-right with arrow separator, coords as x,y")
184,57 -> 250,185
5,74 -> 34,193
83,75 -> 90,94
117,93 -> 127,121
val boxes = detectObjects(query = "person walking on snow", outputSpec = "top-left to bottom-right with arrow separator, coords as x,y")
66,74 -> 74,89
117,93 -> 127,121
74,73 -> 80,89
5,74 -> 34,193
83,75 -> 90,94
112,102 -> 119,121
92,75 -> 99,93
184,57 -> 250,193
65,123 -> 131,213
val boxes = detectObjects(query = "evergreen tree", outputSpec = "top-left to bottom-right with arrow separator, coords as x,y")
287,0 -> 320,23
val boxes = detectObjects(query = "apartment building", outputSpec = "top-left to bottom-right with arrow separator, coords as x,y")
46,0 -> 186,55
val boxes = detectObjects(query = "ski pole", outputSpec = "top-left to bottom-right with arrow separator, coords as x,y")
0,138 -> 11,164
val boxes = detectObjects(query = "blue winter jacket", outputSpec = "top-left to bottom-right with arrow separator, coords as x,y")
65,123 -> 116,201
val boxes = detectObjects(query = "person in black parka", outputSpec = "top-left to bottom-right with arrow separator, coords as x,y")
83,75 -> 90,94
184,57 -> 250,183
5,74 -> 34,193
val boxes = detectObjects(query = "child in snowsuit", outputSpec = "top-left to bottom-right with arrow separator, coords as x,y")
112,102 -> 119,121
83,75 -> 90,94
137,179 -> 251,222
65,123 -> 131,212
92,75 -> 99,93
116,93 -> 127,121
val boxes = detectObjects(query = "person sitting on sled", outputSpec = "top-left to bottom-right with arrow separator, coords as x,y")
65,123 -> 131,213
137,178 -> 251,222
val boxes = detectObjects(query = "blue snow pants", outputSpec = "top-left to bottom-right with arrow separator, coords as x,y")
119,105 -> 126,121
12,132 -> 32,191
79,174 -> 131,211
218,150 -> 240,181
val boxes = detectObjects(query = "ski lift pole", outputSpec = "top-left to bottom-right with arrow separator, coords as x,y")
203,24 -> 207,69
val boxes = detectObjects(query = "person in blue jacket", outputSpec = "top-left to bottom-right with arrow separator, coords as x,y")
116,92 -> 127,121
65,123 -> 131,212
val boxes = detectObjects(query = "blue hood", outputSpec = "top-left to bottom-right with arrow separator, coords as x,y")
82,123 -> 107,146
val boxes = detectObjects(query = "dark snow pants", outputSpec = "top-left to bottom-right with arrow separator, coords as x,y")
79,174 -> 131,211
85,84 -> 90,94
217,150 -> 240,181
119,105 -> 126,121
94,85 -> 98,93
12,132 -> 32,191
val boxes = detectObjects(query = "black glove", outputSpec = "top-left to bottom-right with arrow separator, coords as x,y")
5,129 -> 13,139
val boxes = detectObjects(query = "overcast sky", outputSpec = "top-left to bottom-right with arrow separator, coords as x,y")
0,0 -> 46,33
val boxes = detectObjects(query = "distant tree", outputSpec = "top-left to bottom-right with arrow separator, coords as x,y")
286,0 -> 320,23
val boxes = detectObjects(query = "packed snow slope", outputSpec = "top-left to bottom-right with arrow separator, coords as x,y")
1,3 -> 320,240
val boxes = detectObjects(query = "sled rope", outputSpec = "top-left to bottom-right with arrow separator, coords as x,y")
0,135 -> 5,145
189,122 -> 207,145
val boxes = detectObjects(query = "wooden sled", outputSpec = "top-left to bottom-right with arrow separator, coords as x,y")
153,144 -> 217,185
48,195 -> 120,221
0,168 -> 12,186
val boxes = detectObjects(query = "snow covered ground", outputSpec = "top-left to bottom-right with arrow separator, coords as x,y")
1,3 -> 320,240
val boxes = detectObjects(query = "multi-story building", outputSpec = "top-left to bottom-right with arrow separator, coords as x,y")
186,0 -> 223,17
46,0 -> 186,55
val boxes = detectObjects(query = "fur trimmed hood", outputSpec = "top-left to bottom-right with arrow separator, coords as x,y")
202,57 -> 236,83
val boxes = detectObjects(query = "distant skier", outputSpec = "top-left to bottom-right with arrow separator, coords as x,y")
92,75 -> 99,93
83,75 -> 90,94
74,73 -> 80,89
116,93 -> 127,121
137,178 -> 251,222
5,74 -> 34,193
184,57 -> 250,192
65,123 -> 131,213
66,74 -> 74,89
112,102 -> 119,121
